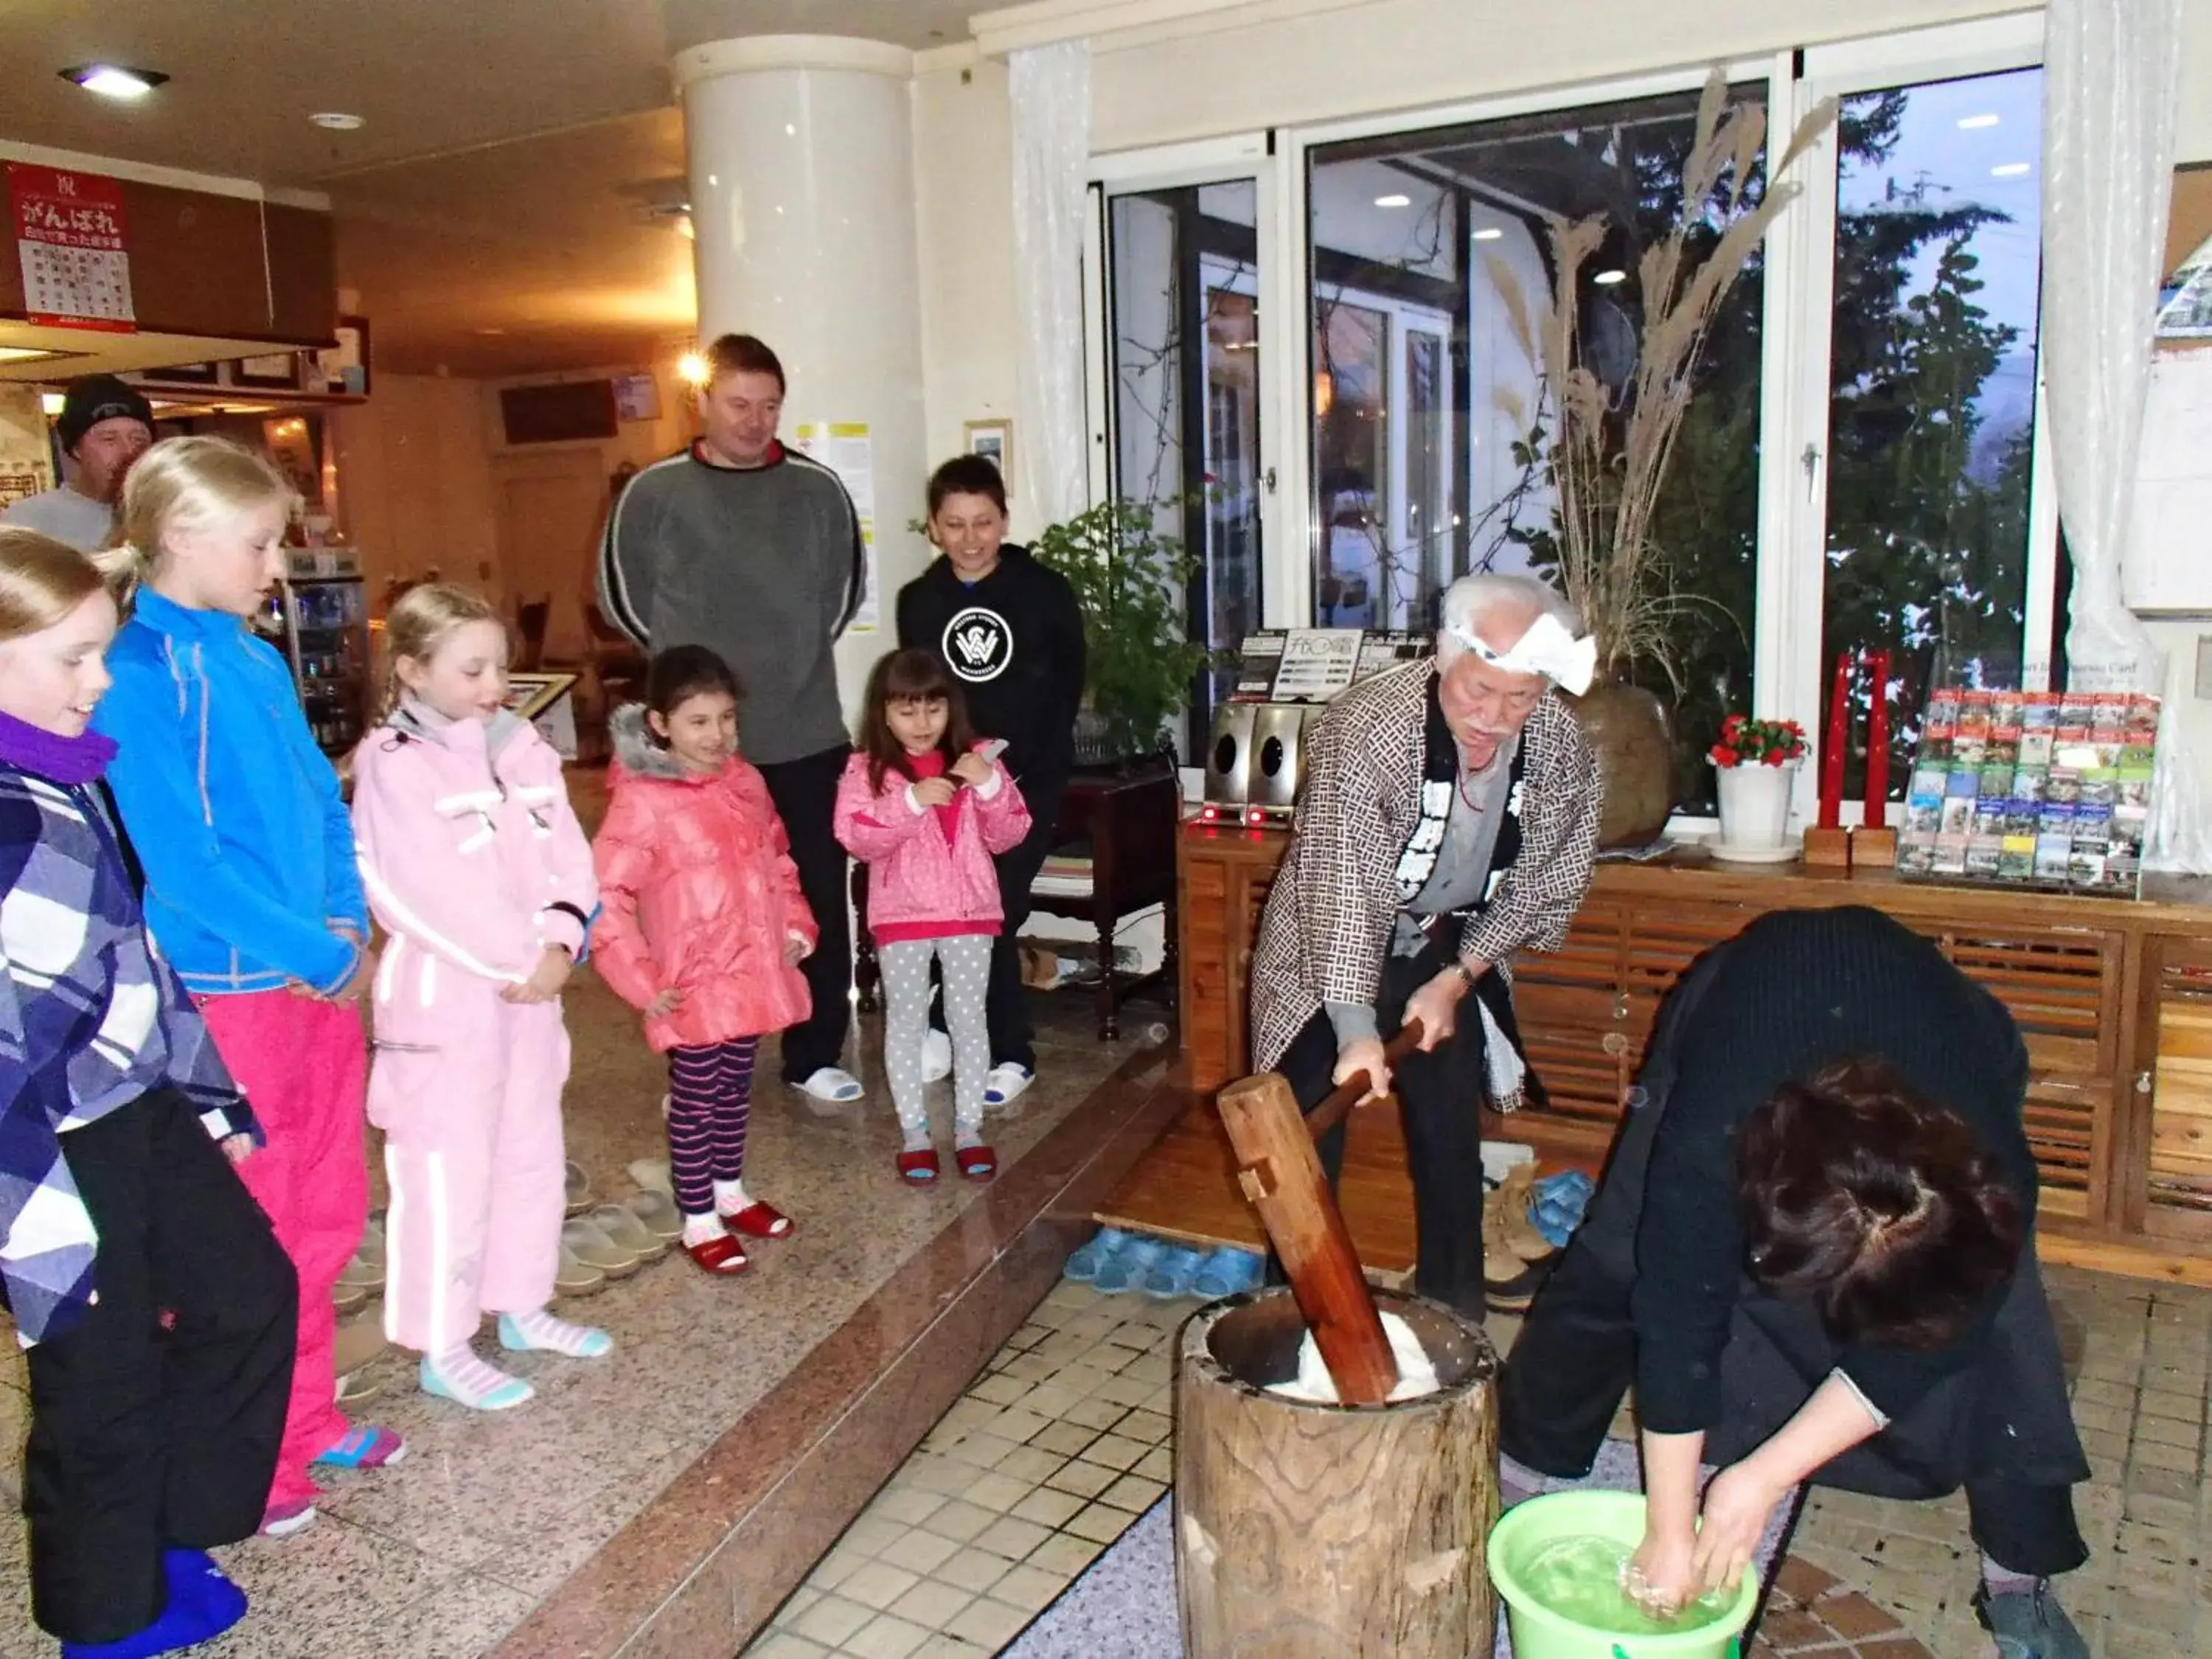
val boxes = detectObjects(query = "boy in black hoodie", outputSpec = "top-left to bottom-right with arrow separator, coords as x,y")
895,456 -> 1086,1104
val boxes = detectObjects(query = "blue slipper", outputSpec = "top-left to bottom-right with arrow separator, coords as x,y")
1065,1227 -> 1130,1282
61,1552 -> 248,1658
1192,1245 -> 1266,1300
1140,1245 -> 1210,1299
1093,1236 -> 1169,1295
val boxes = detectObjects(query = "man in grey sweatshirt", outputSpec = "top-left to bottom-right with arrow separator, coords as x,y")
597,333 -> 868,1102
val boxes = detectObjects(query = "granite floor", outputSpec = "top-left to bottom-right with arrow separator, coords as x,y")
745,1267 -> 2212,1659
0,971 -> 1172,1658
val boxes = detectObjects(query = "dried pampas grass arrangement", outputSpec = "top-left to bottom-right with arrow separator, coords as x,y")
1491,69 -> 1837,687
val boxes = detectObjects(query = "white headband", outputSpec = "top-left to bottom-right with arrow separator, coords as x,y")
1447,611 -> 1597,696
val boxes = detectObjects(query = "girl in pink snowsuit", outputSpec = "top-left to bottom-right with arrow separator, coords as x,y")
350,585 -> 609,1412
835,650 -> 1030,1183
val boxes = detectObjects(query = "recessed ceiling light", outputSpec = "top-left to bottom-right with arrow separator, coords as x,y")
1374,193 -> 1412,209
1992,161 -> 2031,178
0,347 -> 66,365
1593,268 -> 1627,286
310,111 -> 365,131
40,393 -> 64,417
1472,226 -> 1505,242
1958,113 -> 2001,130
60,64 -> 167,100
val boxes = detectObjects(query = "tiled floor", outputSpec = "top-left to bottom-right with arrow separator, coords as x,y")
750,1264 -> 2212,1659
742,1282 -> 1186,1659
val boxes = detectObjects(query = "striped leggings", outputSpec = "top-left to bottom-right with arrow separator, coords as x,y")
665,1038 -> 759,1217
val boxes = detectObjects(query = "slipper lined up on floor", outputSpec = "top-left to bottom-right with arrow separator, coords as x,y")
1065,1228 -> 1267,1301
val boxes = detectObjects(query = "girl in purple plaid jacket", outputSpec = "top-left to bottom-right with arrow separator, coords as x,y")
0,527 -> 296,1659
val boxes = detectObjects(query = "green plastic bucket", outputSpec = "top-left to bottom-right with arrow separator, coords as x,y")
1486,1491 -> 1758,1659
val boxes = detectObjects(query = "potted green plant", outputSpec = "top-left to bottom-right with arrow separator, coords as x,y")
1031,497 -> 1212,768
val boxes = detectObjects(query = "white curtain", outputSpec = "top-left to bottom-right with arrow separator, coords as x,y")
1009,41 -> 1093,529
2042,0 -> 2205,870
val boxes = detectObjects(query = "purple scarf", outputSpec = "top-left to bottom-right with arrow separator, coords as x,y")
0,709 -> 116,786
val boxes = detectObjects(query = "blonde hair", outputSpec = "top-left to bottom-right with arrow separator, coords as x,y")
381,582 -> 505,718
102,435 -> 299,594
0,527 -> 108,644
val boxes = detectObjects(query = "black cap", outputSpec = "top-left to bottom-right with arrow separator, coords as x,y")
56,375 -> 154,453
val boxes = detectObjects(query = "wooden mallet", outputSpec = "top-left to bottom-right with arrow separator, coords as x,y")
1214,1020 -> 1427,1405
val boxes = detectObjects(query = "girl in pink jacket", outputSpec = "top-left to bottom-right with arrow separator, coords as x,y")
594,647 -> 815,1275
351,585 -> 609,1413
835,650 -> 1030,1183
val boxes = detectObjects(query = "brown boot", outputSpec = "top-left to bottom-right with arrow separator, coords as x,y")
1495,1166 -> 1557,1264
1483,1194 -> 1549,1313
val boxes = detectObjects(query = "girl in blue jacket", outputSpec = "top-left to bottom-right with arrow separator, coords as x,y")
94,437 -> 403,1538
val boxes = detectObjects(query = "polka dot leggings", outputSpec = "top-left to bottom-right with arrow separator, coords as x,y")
879,933 -> 992,1148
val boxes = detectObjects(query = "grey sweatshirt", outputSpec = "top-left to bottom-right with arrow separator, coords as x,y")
597,442 -> 864,765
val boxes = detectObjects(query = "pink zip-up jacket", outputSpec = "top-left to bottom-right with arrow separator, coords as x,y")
350,703 -> 598,1018
833,745 -> 1032,942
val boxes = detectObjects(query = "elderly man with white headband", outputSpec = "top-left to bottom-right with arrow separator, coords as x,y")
1246,572 -> 1602,1316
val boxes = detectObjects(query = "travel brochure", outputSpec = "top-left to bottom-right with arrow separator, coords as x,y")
1896,688 -> 2160,897
1229,629 -> 1430,703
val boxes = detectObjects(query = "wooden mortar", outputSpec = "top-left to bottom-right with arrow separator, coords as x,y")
1175,1288 -> 1500,1658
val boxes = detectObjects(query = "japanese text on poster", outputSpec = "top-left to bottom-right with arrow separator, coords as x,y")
790,421 -> 878,633
8,165 -> 133,333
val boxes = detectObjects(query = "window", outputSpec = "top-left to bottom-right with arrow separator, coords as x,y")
1307,89 -> 1767,807
1818,66 -> 2048,799
1106,181 -> 1265,743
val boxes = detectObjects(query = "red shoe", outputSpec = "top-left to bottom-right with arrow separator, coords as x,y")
724,1201 -> 794,1239
897,1150 -> 941,1183
683,1234 -> 750,1274
956,1144 -> 997,1181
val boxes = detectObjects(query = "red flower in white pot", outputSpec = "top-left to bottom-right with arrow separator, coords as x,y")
1711,714 -> 1807,850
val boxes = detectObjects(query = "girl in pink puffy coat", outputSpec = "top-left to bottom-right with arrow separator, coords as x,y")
351,585 -> 609,1413
593,647 -> 815,1275
835,650 -> 1029,1183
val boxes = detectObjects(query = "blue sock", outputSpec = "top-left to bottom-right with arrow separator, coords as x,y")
60,1551 -> 247,1658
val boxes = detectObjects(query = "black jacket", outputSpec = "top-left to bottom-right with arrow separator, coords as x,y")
896,545 -> 1085,793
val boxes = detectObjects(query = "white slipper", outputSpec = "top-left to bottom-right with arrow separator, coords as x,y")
627,1157 -> 673,1195
922,1029 -> 952,1084
984,1062 -> 1035,1107
793,1066 -> 863,1103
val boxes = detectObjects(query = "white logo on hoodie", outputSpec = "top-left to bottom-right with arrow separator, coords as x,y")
942,606 -> 1012,682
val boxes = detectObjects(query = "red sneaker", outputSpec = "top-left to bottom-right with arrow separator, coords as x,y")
724,1201 -> 794,1239
897,1150 -> 941,1183
683,1234 -> 750,1275
956,1144 -> 997,1182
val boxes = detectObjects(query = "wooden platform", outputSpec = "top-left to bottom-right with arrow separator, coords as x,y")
1094,1082 -> 1608,1273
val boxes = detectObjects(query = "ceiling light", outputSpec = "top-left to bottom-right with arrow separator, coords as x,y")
1374,193 -> 1412,209
41,393 -> 64,417
1472,226 -> 1505,242
60,64 -> 167,100
1593,268 -> 1627,286
309,111 -> 365,131
1992,161 -> 2031,178
1958,113 -> 2001,130
0,347 -> 66,365
677,351 -> 712,386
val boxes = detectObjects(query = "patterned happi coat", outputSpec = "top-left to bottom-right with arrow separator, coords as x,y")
1248,661 -> 1601,1107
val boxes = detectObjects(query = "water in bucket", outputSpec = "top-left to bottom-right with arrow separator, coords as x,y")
1519,1536 -> 1732,1638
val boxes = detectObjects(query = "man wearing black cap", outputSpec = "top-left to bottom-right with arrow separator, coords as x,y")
3,375 -> 155,552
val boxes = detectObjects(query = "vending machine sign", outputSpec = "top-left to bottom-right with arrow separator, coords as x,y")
8,164 -> 134,333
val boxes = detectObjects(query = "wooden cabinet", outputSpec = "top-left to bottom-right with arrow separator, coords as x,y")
1174,819 -> 2212,1284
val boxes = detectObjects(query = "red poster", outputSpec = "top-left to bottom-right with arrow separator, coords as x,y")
8,164 -> 134,333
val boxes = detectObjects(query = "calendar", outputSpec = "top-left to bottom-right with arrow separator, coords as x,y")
8,164 -> 134,333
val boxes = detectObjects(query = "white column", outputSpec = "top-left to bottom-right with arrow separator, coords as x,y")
675,35 -> 925,724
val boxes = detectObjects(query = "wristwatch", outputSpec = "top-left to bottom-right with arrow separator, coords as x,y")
1450,959 -> 1478,990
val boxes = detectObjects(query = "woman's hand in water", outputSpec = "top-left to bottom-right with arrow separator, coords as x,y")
912,776 -> 958,810
950,752 -> 994,789
501,947 -> 572,1004
1691,1459 -> 1791,1600
646,986 -> 686,1018
1624,1520 -> 1700,1618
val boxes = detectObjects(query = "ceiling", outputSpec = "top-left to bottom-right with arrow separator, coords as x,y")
1,0 -> 981,378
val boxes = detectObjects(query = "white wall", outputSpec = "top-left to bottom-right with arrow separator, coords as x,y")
329,374 -> 501,608
914,51 -> 1026,535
